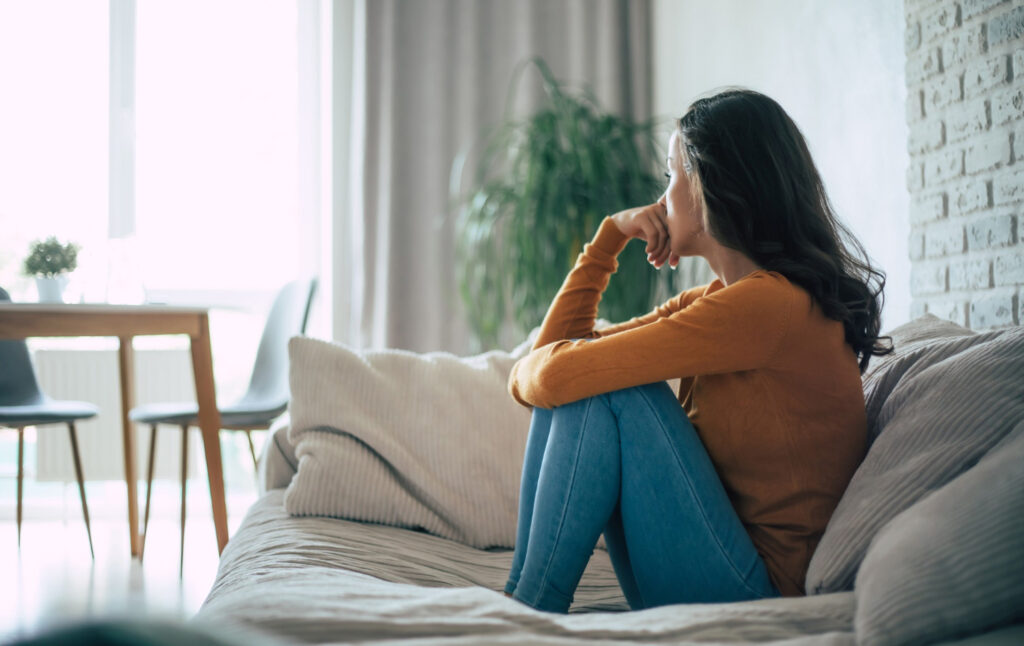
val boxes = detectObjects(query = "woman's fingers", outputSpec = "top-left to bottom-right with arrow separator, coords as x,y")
648,215 -> 670,260
611,201 -> 674,269
648,238 -> 669,265
639,217 -> 661,255
651,244 -> 671,268
646,205 -> 671,266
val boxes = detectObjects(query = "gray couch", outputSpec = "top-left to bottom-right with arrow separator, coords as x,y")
196,314 -> 1024,646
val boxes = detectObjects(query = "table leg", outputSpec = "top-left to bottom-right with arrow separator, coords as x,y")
117,335 -> 140,557
190,314 -> 229,554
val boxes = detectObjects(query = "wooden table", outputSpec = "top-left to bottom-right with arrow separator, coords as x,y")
0,303 -> 229,557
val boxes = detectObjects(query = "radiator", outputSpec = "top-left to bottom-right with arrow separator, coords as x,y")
32,348 -> 203,482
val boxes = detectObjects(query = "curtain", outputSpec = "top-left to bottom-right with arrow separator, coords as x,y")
337,0 -> 652,353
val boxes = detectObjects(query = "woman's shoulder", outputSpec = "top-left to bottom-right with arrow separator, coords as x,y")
701,270 -> 815,323
731,271 -> 842,337
704,269 -> 796,297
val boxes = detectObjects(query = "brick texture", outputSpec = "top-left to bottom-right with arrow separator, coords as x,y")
988,4 -> 1024,46
992,86 -> 1024,124
968,211 -> 1018,248
950,257 -> 992,288
970,290 -> 1018,326
949,178 -> 991,214
912,262 -> 949,293
907,47 -> 943,83
926,220 -> 967,256
964,130 -> 1012,172
924,75 -> 964,111
941,24 -> 986,68
906,0 -> 1024,330
995,251 -> 1024,284
963,54 -> 1009,98
922,4 -> 958,43
961,0 -> 1010,21
946,97 -> 989,142
993,167 -> 1024,204
909,119 -> 946,152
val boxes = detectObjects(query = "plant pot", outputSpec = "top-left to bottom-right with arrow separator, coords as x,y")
36,275 -> 69,303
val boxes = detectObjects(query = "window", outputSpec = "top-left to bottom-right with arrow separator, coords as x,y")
0,1 -> 109,300
0,0 -> 320,304
0,1 -> 330,506
134,0 -> 302,292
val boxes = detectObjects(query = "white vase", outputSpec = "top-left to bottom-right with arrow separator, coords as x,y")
36,275 -> 69,303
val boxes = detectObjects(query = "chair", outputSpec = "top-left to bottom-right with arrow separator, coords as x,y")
0,287 -> 97,558
129,277 -> 317,573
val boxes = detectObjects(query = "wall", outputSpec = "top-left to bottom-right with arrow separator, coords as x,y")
904,0 -> 1024,329
653,0 -> 912,332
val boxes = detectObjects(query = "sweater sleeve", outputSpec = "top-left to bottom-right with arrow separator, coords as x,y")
529,216 -> 710,344
508,273 -> 793,409
528,216 -> 632,349
597,282 -> 711,337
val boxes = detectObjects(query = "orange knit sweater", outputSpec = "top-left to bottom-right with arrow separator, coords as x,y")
508,216 -> 867,597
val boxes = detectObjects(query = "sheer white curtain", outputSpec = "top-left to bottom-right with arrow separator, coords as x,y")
333,0 -> 653,354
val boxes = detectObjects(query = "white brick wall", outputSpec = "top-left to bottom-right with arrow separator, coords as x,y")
906,0 -> 1024,329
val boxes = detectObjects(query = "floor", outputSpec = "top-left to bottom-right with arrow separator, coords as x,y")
0,477 -> 258,643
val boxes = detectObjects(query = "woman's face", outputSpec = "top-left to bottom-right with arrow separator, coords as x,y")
664,131 -> 707,257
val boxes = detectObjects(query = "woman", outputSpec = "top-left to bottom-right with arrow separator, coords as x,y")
502,88 -> 893,613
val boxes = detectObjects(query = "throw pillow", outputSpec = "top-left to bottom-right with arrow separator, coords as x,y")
854,424 -> 1024,646
862,313 -> 977,446
805,325 -> 1024,594
284,336 -> 531,549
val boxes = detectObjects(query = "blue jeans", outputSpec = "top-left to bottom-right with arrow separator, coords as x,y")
504,381 -> 781,613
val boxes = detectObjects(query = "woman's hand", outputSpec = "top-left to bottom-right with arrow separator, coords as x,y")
610,195 -> 679,269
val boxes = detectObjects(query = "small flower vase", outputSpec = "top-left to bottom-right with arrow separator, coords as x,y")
36,275 -> 69,303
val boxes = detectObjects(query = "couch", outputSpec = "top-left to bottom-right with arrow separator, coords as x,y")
195,314 -> 1024,645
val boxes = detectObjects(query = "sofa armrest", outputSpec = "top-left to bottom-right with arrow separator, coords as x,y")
258,413 -> 298,495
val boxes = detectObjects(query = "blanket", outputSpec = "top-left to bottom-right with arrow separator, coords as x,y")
201,490 -> 862,644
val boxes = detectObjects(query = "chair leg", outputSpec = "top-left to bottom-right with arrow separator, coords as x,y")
17,427 -> 24,550
141,424 -> 158,561
245,430 -> 258,474
180,424 -> 189,579
67,422 -> 95,560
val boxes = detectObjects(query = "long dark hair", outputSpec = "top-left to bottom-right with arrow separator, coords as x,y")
678,88 -> 893,374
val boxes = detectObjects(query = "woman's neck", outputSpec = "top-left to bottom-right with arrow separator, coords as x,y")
704,245 -> 763,287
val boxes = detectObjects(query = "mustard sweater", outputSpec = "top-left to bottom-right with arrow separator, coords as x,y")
508,216 -> 867,597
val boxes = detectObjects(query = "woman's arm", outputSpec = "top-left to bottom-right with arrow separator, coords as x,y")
530,199 -> 679,350
509,273 -> 793,408
528,216 -> 632,349
596,283 -> 710,336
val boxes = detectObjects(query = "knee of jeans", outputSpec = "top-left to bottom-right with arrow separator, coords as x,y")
603,381 -> 675,402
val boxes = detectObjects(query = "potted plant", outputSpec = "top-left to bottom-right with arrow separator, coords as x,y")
23,236 -> 80,303
453,57 -> 704,350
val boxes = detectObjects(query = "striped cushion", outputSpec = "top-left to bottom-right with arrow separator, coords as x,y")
805,318 -> 1024,594
861,314 -> 977,446
854,425 -> 1024,646
283,337 -> 533,549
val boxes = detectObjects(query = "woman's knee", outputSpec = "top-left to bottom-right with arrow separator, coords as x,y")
598,381 -> 679,417
607,381 -> 676,400
544,394 -> 621,454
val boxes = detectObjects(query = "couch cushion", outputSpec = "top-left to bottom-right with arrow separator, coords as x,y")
199,490 -> 859,642
805,318 -> 1024,594
854,424 -> 1024,646
258,413 -> 297,495
284,336 -> 532,549
861,313 -> 977,447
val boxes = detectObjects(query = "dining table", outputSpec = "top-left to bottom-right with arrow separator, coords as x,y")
0,302 -> 229,557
